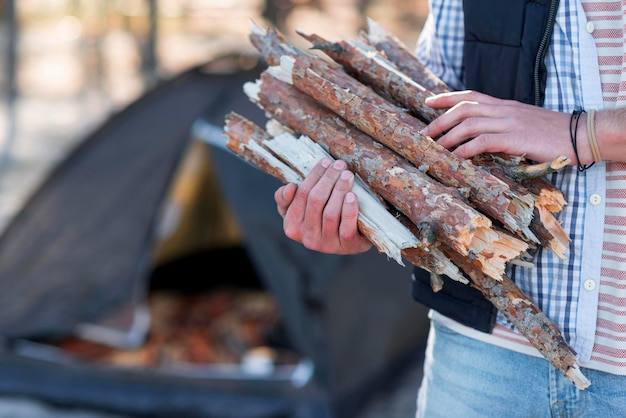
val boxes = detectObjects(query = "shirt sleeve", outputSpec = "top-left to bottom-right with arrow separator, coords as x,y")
415,0 -> 466,91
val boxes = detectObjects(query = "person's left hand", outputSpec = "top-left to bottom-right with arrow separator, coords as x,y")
423,90 -> 586,164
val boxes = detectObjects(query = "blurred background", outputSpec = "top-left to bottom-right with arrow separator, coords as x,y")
0,1 -> 430,417
0,0 -> 426,229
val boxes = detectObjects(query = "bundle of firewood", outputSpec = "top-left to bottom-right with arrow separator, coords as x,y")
222,18 -> 590,389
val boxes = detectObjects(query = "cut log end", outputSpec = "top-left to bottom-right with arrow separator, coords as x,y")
566,364 -> 592,390
469,228 -> 529,281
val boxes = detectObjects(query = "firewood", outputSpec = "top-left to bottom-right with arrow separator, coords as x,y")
297,30 -> 444,124
224,112 -> 471,284
344,22 -> 570,257
249,22 -> 536,248
359,19 -> 572,201
295,27 -> 568,258
481,153 -> 571,182
223,112 -> 589,391
245,73 -> 530,279
227,21 -> 590,389
524,176 -> 568,213
470,155 -> 570,259
360,17 -> 452,96
439,242 -> 590,390
266,54 -> 537,243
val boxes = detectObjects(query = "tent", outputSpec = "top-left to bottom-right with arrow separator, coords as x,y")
0,53 -> 429,418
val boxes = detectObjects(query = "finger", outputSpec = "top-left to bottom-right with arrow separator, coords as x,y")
425,100 -> 481,139
320,169 -> 354,241
435,114 -> 511,151
285,158 -> 334,225
427,99 -> 512,141
338,192 -> 372,253
300,160 -> 347,244
451,132 -> 505,159
425,90 -> 502,109
274,183 -> 297,218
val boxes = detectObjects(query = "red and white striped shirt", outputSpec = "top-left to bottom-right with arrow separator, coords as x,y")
581,0 -> 626,370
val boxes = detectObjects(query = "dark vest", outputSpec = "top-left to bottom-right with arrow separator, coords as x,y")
411,0 -> 560,332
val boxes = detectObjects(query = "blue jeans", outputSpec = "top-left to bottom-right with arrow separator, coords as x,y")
416,319 -> 626,417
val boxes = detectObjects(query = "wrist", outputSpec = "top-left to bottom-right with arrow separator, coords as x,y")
593,108 -> 626,163
570,109 -> 595,170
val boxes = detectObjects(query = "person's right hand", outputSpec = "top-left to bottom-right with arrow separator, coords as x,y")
274,158 -> 372,255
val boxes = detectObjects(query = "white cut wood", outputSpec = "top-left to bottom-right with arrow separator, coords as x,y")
263,132 -> 422,265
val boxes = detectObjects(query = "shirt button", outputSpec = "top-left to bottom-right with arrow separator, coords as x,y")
589,193 -> 602,205
586,21 -> 595,33
584,280 -> 596,291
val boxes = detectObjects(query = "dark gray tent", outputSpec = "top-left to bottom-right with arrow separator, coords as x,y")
0,54 -> 429,418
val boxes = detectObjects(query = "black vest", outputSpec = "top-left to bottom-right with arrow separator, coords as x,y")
411,0 -> 560,332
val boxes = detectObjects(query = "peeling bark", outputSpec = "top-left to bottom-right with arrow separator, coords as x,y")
360,18 -> 452,96
298,30 -> 444,123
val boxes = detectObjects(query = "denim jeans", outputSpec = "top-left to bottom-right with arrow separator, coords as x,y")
416,319 -> 626,417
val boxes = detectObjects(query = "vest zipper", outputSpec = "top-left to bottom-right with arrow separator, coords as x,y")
533,0 -> 560,106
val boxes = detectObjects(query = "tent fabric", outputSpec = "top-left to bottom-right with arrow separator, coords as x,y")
0,59 -> 265,345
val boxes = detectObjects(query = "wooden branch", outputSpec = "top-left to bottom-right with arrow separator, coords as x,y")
225,112 -> 589,390
360,18 -> 451,97
525,177 -> 568,214
478,153 -> 571,182
470,155 -> 570,259
297,30 -> 444,124
293,25 -> 569,259
439,242 -> 590,390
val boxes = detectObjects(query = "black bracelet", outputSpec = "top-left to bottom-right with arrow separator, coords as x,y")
570,107 -> 594,171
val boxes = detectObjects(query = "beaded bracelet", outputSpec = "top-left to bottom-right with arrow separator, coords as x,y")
570,108 -> 594,171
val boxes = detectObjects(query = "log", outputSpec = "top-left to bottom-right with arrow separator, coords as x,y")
297,30 -> 445,124
360,18 -> 452,97
359,19 -> 572,217
438,241 -> 590,390
245,73 -> 528,279
293,27 -> 571,259
250,22 -> 530,240
471,155 -> 570,259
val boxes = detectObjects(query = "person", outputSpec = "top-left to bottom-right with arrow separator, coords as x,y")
274,0 -> 626,416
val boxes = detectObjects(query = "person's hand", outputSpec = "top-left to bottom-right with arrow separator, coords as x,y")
423,90 -> 594,165
274,158 -> 372,255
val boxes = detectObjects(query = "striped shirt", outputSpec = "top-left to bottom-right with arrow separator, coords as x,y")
582,0 -> 626,370
416,0 -> 626,375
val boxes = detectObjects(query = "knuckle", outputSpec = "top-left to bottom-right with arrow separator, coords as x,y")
472,134 -> 495,153
308,193 -> 328,210
464,116 -> 479,131
284,226 -> 300,242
